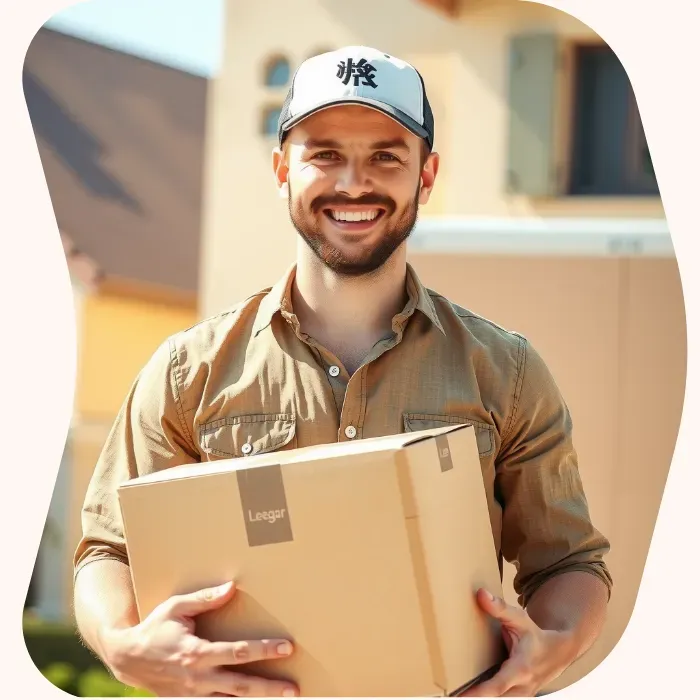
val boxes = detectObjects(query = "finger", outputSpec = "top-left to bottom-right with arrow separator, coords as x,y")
503,687 -> 534,697
475,589 -> 533,634
211,669 -> 299,697
201,639 -> 295,667
459,660 -> 523,697
166,581 -> 237,617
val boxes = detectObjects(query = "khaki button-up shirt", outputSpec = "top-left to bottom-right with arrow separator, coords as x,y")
74,264 -> 612,607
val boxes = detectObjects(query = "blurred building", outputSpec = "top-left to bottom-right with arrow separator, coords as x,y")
200,0 -> 685,694
23,27 -> 207,621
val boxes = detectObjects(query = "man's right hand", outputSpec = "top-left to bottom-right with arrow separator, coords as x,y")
100,580 -> 298,698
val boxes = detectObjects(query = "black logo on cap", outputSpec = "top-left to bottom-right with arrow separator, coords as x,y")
336,58 -> 378,89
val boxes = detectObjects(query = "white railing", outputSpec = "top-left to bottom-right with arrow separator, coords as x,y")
408,217 -> 675,257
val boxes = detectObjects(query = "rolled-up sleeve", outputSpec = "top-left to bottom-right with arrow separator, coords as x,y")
496,338 -> 613,608
73,338 -> 199,579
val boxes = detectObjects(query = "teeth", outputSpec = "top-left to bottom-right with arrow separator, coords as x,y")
332,210 -> 379,222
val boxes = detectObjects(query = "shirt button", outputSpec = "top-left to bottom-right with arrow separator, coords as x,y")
345,425 -> 357,439
241,443 -> 253,455
329,365 -> 340,377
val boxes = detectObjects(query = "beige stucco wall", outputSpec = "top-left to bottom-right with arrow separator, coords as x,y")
407,252 -> 685,692
198,0 -> 682,694
32,286 -> 200,622
200,0 -> 665,313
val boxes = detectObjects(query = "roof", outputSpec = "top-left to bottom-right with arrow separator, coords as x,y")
23,27 -> 208,302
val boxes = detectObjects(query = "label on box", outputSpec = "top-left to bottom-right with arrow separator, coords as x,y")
435,434 -> 454,472
237,464 -> 294,546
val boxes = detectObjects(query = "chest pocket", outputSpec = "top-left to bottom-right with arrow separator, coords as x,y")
199,413 -> 297,459
402,413 -> 496,458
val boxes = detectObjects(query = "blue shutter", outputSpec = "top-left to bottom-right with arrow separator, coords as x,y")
506,33 -> 559,196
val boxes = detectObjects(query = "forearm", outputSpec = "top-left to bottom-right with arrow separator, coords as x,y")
525,570 -> 609,661
73,559 -> 140,664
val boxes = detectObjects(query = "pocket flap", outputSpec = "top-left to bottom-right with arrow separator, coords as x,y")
403,413 -> 495,457
200,413 -> 296,458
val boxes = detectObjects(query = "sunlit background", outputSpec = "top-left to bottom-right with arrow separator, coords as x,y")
23,0 -> 684,696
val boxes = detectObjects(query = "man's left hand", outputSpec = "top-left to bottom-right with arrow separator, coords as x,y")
460,588 -> 577,697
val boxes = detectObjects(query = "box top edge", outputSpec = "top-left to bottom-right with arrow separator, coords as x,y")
118,424 -> 474,490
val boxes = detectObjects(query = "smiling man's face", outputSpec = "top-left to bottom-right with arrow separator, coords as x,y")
273,105 -> 439,277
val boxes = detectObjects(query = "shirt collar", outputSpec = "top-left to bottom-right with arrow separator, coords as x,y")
252,264 -> 297,337
405,263 -> 446,335
252,262 -> 446,337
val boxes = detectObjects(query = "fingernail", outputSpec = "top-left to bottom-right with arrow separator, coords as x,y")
277,641 -> 293,656
282,689 -> 297,697
483,589 -> 495,601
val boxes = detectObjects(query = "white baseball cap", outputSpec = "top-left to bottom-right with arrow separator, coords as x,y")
278,46 -> 435,151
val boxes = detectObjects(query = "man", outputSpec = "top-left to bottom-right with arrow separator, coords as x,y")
73,47 -> 612,698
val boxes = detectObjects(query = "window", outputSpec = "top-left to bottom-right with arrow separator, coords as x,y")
264,56 -> 291,87
505,33 -> 661,199
262,106 -> 283,137
569,45 -> 658,196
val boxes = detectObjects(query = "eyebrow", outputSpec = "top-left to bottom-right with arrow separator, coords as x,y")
369,138 -> 411,151
302,138 -> 343,150
301,137 -> 411,152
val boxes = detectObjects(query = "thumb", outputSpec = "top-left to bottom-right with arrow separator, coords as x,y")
166,581 -> 237,618
475,588 -> 532,633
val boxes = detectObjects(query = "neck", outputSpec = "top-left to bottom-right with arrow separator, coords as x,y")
291,241 -> 409,350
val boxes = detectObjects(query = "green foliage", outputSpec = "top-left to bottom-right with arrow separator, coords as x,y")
76,668 -> 152,697
41,662 -> 77,692
23,616 -> 98,677
24,616 -> 153,697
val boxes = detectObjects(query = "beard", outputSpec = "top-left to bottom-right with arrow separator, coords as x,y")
287,182 -> 421,277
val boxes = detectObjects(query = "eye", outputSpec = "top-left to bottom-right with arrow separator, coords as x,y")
313,151 -> 339,160
374,152 -> 400,162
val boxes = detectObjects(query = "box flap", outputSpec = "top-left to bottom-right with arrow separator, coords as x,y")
118,452 -> 278,489
118,425 -> 473,491
398,423 -> 471,447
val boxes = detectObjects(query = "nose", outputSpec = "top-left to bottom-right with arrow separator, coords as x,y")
335,160 -> 372,199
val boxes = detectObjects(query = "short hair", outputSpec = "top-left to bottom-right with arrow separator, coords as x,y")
419,140 -> 431,168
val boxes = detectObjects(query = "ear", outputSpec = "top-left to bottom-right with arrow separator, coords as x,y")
272,147 -> 289,199
418,151 -> 440,206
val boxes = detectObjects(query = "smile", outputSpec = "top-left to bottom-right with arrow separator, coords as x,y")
328,209 -> 382,222
322,208 -> 386,231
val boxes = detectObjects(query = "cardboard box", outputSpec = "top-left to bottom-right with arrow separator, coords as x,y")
118,424 -> 506,697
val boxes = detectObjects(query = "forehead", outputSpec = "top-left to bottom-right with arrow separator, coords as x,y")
286,105 -> 419,149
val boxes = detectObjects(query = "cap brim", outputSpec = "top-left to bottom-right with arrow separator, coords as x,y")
279,97 -> 431,147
